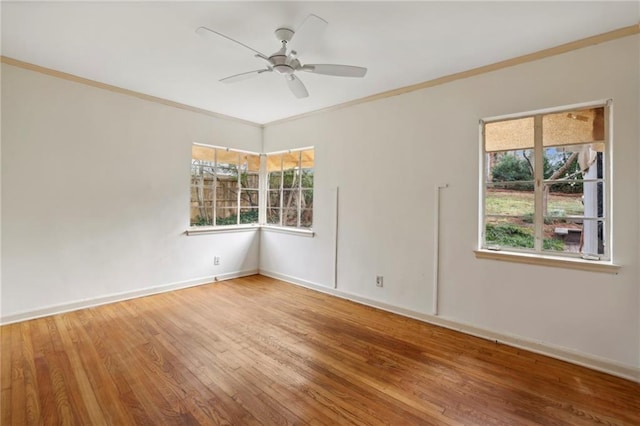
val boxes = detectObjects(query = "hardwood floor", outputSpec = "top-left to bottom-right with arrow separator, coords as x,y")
2,275 -> 639,425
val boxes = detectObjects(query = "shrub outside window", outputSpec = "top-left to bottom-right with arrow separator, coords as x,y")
481,102 -> 610,260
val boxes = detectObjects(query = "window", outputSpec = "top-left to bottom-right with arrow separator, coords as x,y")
190,144 -> 260,227
481,102 -> 609,260
266,149 -> 314,228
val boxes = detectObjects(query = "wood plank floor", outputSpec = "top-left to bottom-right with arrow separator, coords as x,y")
2,275 -> 639,425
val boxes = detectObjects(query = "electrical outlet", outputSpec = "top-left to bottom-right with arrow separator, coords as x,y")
214,256 -> 220,266
376,275 -> 383,287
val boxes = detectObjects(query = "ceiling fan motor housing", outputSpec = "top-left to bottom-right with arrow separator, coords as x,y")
274,27 -> 294,43
270,28 -> 296,75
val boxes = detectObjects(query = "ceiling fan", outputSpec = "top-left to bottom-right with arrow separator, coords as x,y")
196,14 -> 367,98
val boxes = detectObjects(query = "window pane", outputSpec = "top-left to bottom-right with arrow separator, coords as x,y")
543,107 -> 605,147
239,153 -> 260,189
191,160 -> 216,178
485,217 -> 534,250
240,190 -> 259,208
190,159 -> 215,227
543,145 -> 602,181
543,219 -> 605,256
266,154 -> 282,174
240,208 -> 259,224
244,153 -> 261,173
190,185 -> 215,203
300,209 -> 313,228
545,183 -> 584,217
190,200 -> 213,226
487,149 -> 534,185
215,208 -> 238,226
283,208 -> 299,227
191,145 -> 216,162
543,148 -> 604,219
216,178 -> 238,202
217,166 -> 238,184
281,189 -> 299,208
301,189 -> 313,209
282,151 -> 300,171
582,219 -> 606,256
282,169 -> 298,189
241,172 -> 259,189
485,184 -> 534,218
485,117 -> 534,152
267,208 -> 280,225
216,149 -> 240,165
301,169 -> 314,189
268,172 -> 282,189
267,190 -> 281,209
300,149 -> 314,169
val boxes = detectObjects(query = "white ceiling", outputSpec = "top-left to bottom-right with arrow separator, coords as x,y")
2,1 -> 638,124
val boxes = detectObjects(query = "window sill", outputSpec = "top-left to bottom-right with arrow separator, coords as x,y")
185,224 -> 314,237
186,224 -> 260,235
260,225 -> 315,238
474,249 -> 620,274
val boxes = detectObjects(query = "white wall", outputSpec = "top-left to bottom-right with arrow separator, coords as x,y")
261,35 -> 640,369
1,64 -> 262,321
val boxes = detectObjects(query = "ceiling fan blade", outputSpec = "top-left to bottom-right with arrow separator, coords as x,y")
290,14 -> 328,53
220,68 -> 272,84
286,74 -> 309,98
196,26 -> 269,60
301,64 -> 367,78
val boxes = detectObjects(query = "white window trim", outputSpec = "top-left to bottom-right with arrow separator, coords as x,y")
478,99 -> 615,268
260,225 -> 315,237
474,249 -> 620,274
186,224 -> 260,236
265,146 -> 314,230
186,224 -> 314,237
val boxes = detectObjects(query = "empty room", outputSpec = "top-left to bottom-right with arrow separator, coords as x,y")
2,1 -> 639,424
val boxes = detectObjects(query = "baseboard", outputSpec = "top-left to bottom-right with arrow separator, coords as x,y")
258,269 -> 640,383
0,269 -> 258,325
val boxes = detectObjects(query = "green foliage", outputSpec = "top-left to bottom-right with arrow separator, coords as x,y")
193,210 -> 259,227
548,152 -> 583,194
239,209 -> 259,224
486,223 -> 564,251
492,154 -> 532,184
215,215 -> 236,226
281,169 -> 314,189
216,209 -> 259,226
491,151 -> 583,194
522,213 -> 564,225
193,216 -> 213,226
486,223 -> 534,248
542,155 -> 555,179
543,238 -> 566,251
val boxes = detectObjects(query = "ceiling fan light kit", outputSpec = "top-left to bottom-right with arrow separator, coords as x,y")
197,14 -> 367,99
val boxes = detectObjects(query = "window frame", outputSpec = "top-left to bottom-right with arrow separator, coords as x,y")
188,143 -> 314,236
478,100 -> 615,267
189,143 -> 261,229
265,147 -> 314,230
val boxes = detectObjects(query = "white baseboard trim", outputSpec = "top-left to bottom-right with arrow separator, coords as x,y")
259,269 -> 640,383
0,269 -> 258,325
